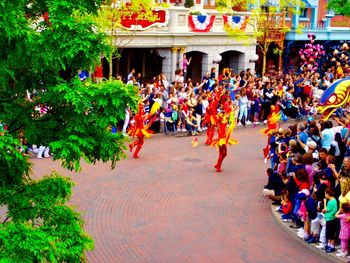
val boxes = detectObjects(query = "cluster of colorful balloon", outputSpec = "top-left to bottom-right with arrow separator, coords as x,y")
323,41 -> 350,78
298,33 -> 325,73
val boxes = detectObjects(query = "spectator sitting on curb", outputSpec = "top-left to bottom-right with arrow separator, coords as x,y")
263,168 -> 285,204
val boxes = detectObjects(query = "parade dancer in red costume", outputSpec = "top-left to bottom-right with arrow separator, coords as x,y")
261,104 -> 280,160
211,106 -> 237,172
128,103 -> 157,158
204,96 -> 219,145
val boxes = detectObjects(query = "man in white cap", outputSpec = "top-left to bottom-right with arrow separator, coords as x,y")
306,140 -> 319,161
296,136 -> 319,161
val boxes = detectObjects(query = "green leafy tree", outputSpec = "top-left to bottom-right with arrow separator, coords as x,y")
328,0 -> 350,16
217,0 -> 304,75
94,0 -> 160,78
0,0 -> 139,261
185,0 -> 195,8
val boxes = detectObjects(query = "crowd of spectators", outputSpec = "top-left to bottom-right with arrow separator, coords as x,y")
121,62 -> 349,136
121,62 -> 350,258
263,116 -> 350,258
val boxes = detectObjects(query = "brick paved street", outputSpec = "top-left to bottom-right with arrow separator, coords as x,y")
32,126 -> 330,263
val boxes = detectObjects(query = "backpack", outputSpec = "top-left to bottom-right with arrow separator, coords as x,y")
172,111 -> 178,121
305,197 -> 318,220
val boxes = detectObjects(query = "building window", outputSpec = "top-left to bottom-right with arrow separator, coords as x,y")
261,6 -> 269,12
300,8 -> 308,18
204,0 -> 215,7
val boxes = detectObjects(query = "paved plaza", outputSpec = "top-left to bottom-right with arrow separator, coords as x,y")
32,127 -> 330,263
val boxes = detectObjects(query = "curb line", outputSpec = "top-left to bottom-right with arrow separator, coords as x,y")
270,204 -> 345,263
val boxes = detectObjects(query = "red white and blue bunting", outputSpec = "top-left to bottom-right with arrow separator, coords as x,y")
223,15 -> 249,31
188,15 -> 216,32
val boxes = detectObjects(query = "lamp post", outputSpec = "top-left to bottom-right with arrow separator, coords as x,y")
249,54 -> 259,63
213,54 -> 222,64
212,54 -> 222,78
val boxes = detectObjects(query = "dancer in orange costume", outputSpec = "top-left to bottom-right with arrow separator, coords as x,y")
204,96 -> 219,145
261,104 -> 280,135
211,106 -> 238,172
261,105 -> 280,159
128,103 -> 157,158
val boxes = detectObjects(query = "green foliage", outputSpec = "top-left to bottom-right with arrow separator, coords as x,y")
295,23 -> 304,34
217,0 -> 248,13
184,0 -> 195,8
0,133 -> 31,189
0,0 -> 139,261
158,2 -> 171,8
189,11 -> 204,15
273,47 -> 283,55
218,0 -> 303,48
0,173 -> 93,262
328,0 -> 350,16
94,0 -> 159,34
93,0 -> 160,77
217,0 -> 304,74
23,78 -> 138,171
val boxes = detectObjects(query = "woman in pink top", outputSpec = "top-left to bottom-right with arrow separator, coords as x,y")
302,153 -> 316,186
335,203 -> 350,257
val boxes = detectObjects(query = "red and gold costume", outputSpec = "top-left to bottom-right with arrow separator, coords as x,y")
261,105 -> 280,135
128,103 -> 156,158
261,105 -> 280,158
211,108 -> 238,172
203,97 -> 219,145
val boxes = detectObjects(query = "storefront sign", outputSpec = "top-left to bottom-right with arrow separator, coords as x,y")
120,9 -> 169,31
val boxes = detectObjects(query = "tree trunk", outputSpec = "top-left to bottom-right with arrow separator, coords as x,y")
109,52 -> 113,80
262,51 -> 267,76
261,42 -> 269,76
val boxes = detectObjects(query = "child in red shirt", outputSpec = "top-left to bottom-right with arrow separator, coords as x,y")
281,192 -> 293,222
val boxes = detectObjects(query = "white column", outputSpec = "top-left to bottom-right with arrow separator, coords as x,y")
201,54 -> 209,78
171,47 -> 179,81
159,49 -> 172,81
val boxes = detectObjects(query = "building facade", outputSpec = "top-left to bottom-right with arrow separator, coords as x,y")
284,0 -> 350,73
110,5 -> 258,82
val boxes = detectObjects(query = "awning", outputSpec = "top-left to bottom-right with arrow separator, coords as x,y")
303,0 -> 318,8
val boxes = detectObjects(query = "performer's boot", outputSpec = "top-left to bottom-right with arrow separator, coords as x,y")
215,157 -> 223,172
206,127 -> 214,145
205,129 -> 211,145
133,142 -> 143,158
209,127 -> 215,145
215,146 -> 227,172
